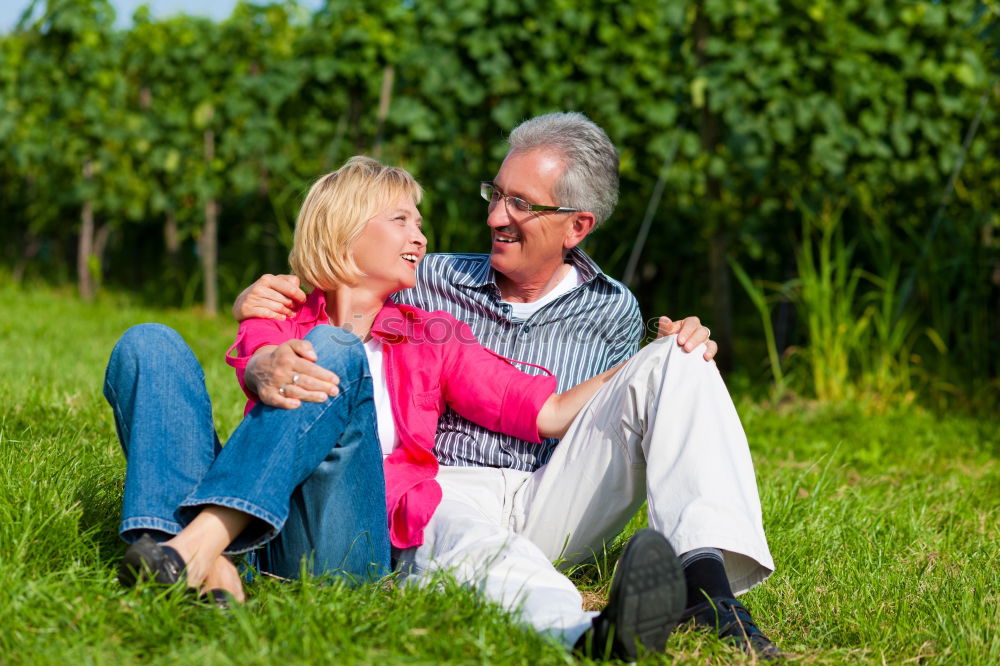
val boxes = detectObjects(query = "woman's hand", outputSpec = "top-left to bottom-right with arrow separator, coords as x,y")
656,315 -> 718,361
536,362 -> 625,440
245,340 -> 340,409
232,274 -> 307,322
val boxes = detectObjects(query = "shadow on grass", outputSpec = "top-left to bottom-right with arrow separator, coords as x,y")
75,465 -> 127,566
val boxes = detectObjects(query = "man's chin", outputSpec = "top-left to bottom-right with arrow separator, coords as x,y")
489,252 -> 509,273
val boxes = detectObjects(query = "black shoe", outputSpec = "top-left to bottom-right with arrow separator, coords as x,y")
119,534 -> 236,608
681,597 -> 782,660
118,533 -> 186,587
198,588 -> 233,610
574,529 -> 686,661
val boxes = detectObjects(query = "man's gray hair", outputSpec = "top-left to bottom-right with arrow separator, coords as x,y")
507,112 -> 619,226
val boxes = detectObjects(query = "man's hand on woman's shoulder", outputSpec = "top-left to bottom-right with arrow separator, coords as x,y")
656,315 -> 719,362
233,274 -> 307,322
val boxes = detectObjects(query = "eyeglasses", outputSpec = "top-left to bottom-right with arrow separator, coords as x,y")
480,181 -> 580,214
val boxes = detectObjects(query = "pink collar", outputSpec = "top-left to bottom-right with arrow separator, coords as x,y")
301,289 -> 410,344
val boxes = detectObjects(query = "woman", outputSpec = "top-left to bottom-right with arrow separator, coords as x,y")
106,156 -> 621,603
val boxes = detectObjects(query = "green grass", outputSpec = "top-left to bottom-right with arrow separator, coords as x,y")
1,281 -> 997,664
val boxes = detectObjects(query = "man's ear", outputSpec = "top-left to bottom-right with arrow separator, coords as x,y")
564,212 -> 597,250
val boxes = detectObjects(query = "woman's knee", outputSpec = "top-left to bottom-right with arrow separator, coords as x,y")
107,323 -> 200,383
115,323 -> 186,353
112,323 -> 185,361
304,325 -> 366,374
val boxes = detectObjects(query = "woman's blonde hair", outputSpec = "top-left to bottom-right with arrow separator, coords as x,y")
289,156 -> 423,291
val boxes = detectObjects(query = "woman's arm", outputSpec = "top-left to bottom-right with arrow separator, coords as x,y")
535,361 -> 626,440
436,314 -> 618,444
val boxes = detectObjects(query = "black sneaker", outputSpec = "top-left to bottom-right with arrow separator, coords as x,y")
118,533 -> 186,587
681,597 -> 782,660
574,529 -> 687,661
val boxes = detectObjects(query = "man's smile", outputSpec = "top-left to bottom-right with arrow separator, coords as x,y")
493,229 -> 522,244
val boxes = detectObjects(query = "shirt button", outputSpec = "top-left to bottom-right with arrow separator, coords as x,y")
521,325 -> 531,334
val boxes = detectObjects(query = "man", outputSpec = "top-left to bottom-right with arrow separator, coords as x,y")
235,112 -> 778,659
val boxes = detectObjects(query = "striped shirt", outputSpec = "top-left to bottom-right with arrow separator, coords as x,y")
393,248 -> 644,472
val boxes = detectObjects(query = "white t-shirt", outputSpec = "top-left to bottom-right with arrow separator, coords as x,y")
362,337 -> 398,457
503,265 -> 582,320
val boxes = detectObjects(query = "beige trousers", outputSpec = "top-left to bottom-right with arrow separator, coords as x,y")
396,336 -> 774,647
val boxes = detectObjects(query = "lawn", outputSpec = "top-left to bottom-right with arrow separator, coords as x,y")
0,281 -> 997,664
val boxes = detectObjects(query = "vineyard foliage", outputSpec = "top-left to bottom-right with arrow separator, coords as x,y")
1,0 -> 997,397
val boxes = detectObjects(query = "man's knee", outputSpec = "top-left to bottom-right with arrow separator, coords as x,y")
624,336 -> 717,390
642,335 -> 710,365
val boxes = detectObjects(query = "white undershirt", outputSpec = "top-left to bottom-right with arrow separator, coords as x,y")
362,337 -> 398,457
503,265 -> 583,320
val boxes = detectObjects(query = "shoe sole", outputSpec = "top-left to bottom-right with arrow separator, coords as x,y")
604,529 -> 687,660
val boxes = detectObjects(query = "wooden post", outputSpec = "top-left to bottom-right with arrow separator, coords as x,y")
201,129 -> 218,315
373,64 -> 395,158
164,210 -> 180,265
695,2 -> 734,371
78,160 -> 95,301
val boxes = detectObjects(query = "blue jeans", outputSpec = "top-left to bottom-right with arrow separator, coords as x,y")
103,323 -> 390,581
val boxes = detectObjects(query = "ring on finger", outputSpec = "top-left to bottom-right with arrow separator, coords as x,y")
279,385 -> 288,396
292,373 -> 300,385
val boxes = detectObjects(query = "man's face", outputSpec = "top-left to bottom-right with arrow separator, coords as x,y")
487,149 -> 577,284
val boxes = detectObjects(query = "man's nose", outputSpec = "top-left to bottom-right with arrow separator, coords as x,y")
486,198 -> 510,228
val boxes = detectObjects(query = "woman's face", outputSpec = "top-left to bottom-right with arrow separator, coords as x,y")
351,193 -> 427,294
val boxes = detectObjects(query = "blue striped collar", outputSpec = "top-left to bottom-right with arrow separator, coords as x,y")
448,247 -> 604,288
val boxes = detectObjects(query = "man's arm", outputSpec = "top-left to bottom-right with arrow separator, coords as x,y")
604,298 -> 718,369
243,340 -> 340,409
233,274 -> 307,321
605,300 -> 645,368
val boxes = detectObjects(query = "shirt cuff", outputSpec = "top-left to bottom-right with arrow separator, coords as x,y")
499,374 -> 558,444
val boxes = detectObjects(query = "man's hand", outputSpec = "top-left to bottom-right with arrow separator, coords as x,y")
245,340 -> 340,409
233,274 -> 307,322
657,316 -> 718,361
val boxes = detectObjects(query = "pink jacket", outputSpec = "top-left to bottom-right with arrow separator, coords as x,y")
225,289 -> 557,548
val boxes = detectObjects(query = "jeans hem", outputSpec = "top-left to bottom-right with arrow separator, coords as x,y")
120,517 -> 182,542
179,495 -> 283,553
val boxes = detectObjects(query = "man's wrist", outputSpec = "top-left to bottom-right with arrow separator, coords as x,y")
244,355 -> 262,395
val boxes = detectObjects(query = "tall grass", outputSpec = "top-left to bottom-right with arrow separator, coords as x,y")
856,263 -> 926,403
790,200 -> 871,403
729,260 -> 787,397
733,199 -> 958,408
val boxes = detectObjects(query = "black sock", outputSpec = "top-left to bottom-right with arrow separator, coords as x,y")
682,555 -> 734,608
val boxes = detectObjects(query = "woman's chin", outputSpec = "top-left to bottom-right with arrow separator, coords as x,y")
365,271 -> 416,296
